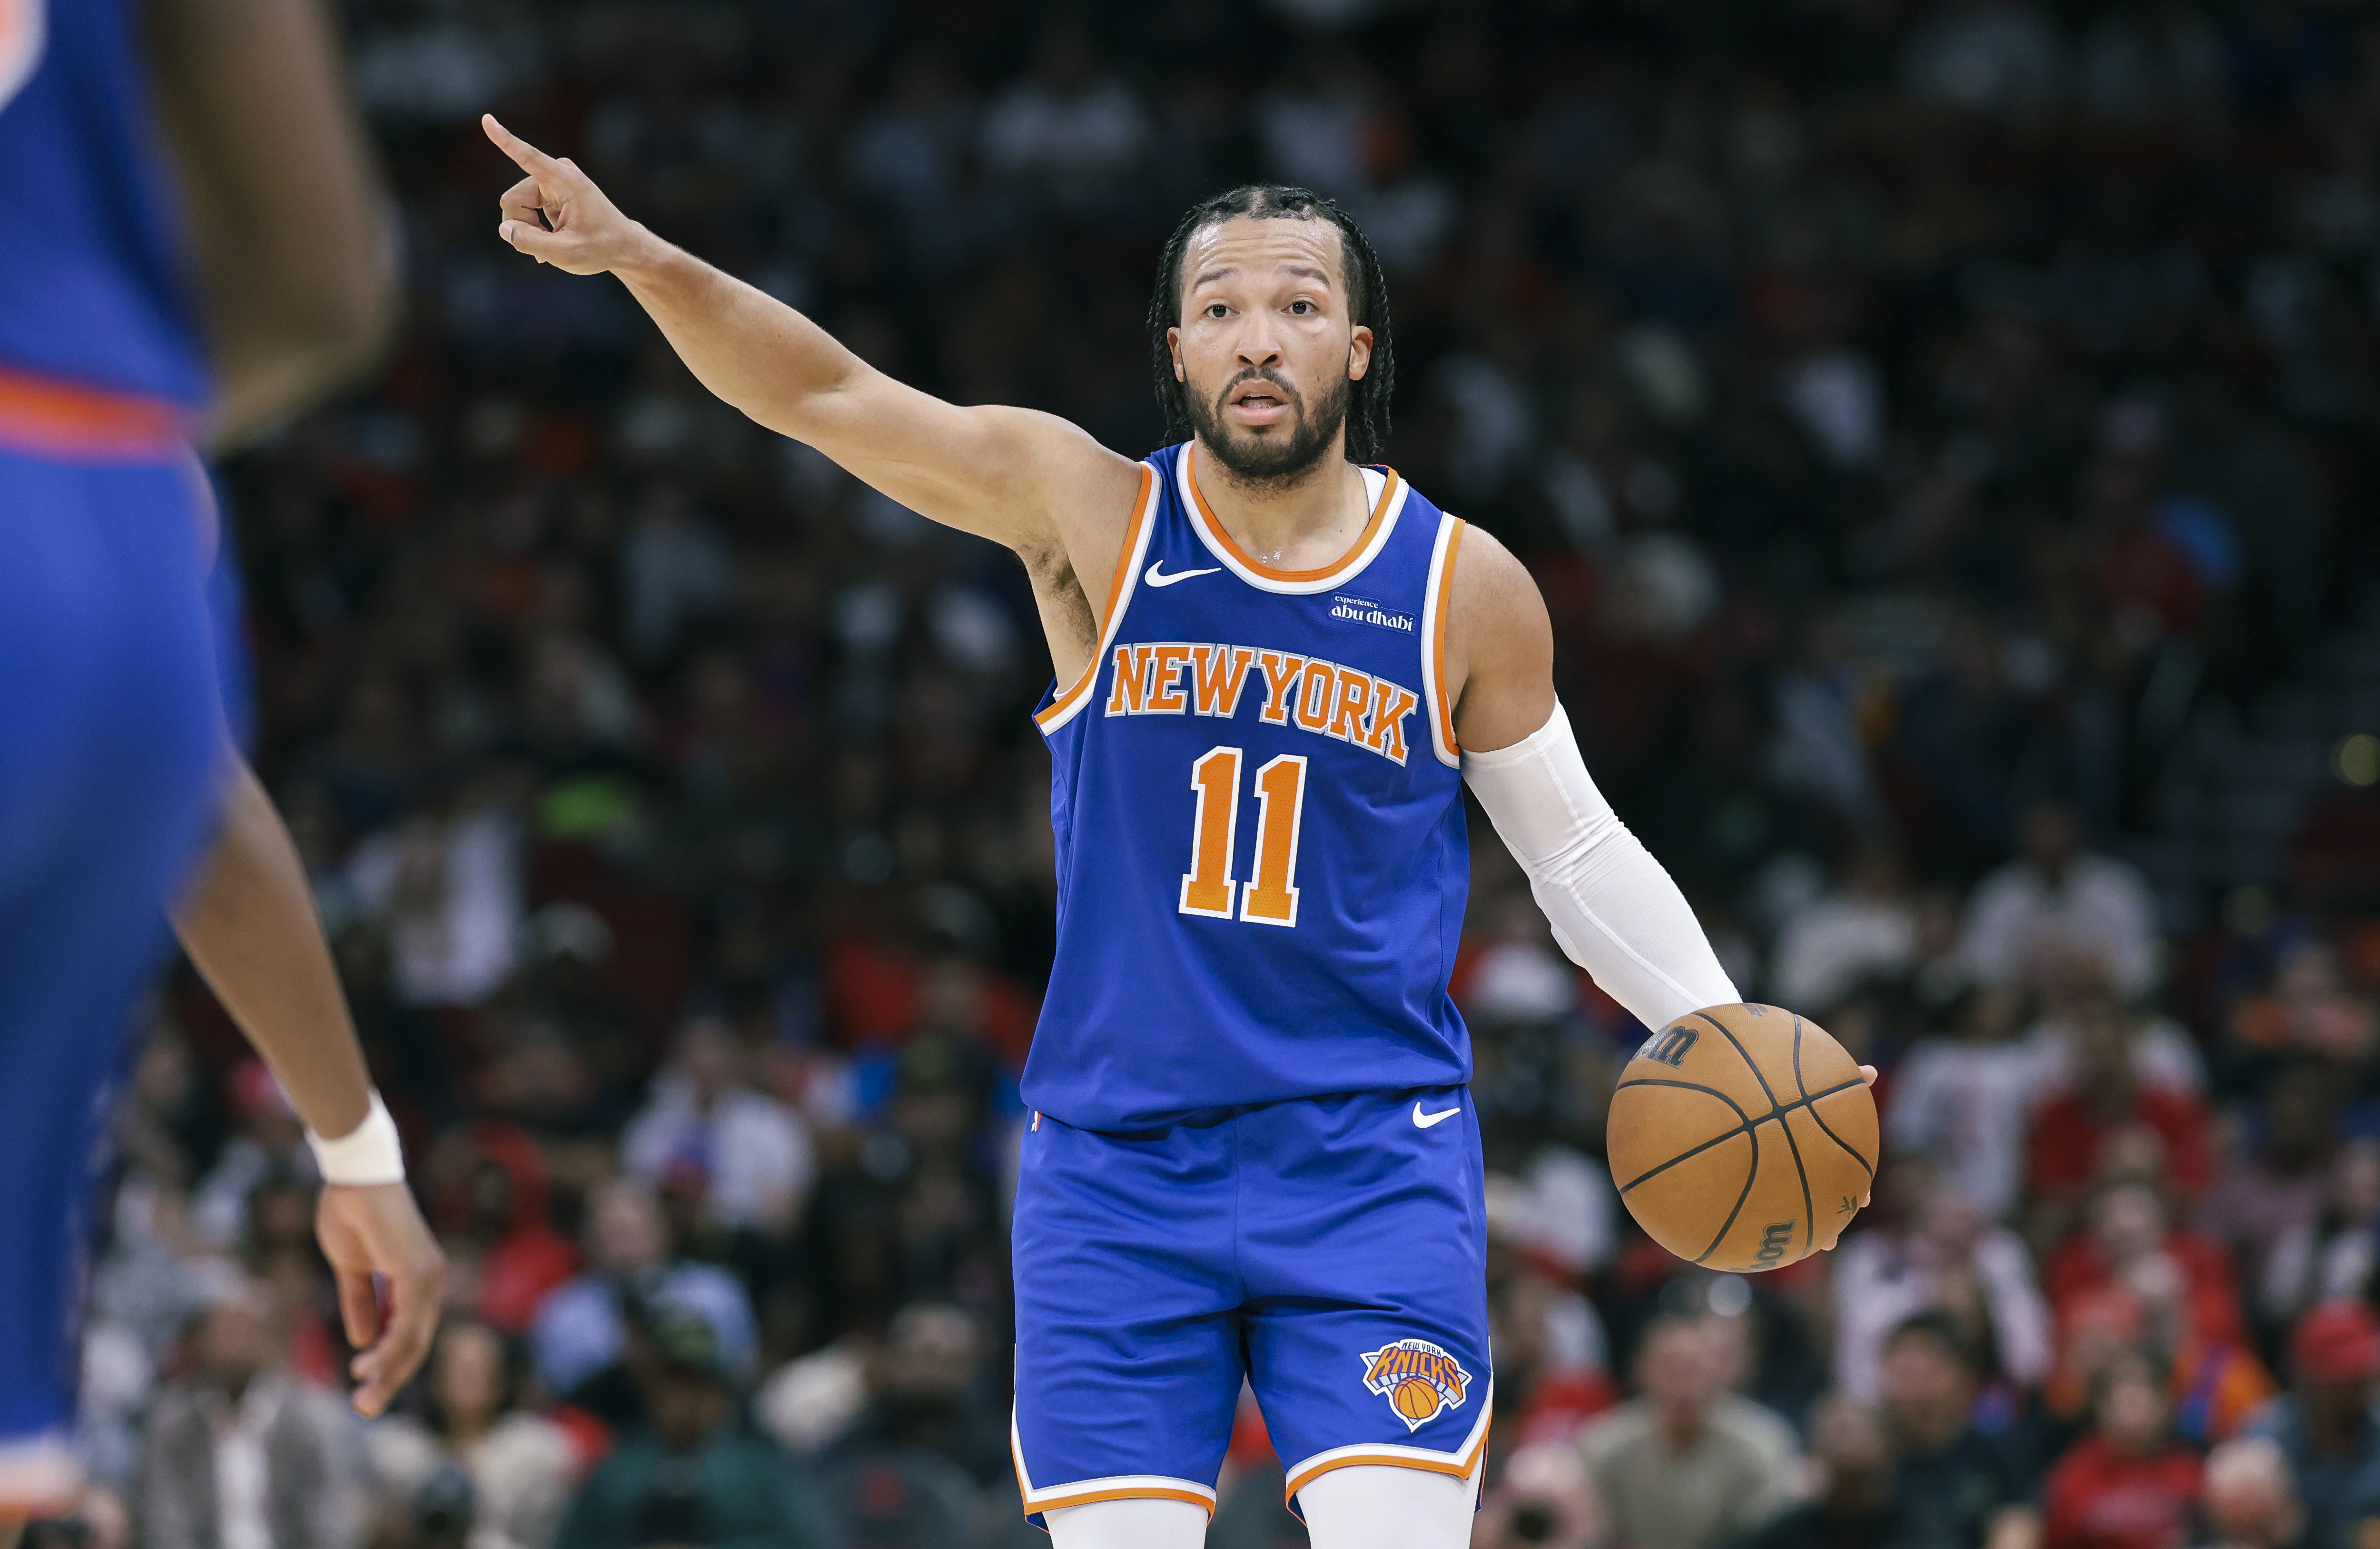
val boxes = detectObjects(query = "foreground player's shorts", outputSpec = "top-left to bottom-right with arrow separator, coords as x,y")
0,432 -> 223,1507
1010,1085 -> 1491,1527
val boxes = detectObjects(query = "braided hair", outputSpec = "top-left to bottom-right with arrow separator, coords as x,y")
1146,185 -> 1396,462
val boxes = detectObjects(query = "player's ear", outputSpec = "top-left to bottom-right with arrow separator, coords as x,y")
1166,326 -> 1185,383
1347,324 -> 1373,383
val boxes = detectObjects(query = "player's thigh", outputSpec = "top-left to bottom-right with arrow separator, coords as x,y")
1236,1088 -> 1493,1501
1044,1496 -> 1209,1549
0,451 -> 219,1459
1011,1112 -> 1244,1522
1300,1462 -> 1481,1549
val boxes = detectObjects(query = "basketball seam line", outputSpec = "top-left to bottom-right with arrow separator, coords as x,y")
1610,1076 -> 1866,1193
1692,1012 -> 1812,1262
1694,1125 -> 1762,1266
1792,1009 -> 1876,1181
1779,1017 -> 1815,1258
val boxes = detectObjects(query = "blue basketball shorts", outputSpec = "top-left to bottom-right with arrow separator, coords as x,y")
0,445 -> 223,1503
1009,1085 -> 1493,1528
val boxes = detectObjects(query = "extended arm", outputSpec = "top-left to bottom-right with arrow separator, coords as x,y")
1448,531 -> 1740,1032
146,0 -> 396,448
172,753 -> 444,1416
479,116 -> 1138,556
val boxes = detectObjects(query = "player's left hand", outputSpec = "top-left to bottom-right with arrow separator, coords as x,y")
315,1182 -> 446,1417
1857,1063 -> 1878,1210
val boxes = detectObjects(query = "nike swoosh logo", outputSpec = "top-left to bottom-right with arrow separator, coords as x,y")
1144,561 -> 1222,587
1412,1102 -> 1461,1129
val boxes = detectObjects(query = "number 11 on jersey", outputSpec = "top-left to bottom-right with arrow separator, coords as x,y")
1179,746 -> 1307,927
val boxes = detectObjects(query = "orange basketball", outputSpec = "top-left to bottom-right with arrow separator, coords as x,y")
1606,1004 -> 1879,1273
1391,1377 -> 1440,1421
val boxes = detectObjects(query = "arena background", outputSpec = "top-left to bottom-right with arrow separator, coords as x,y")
76,3 -> 2380,1548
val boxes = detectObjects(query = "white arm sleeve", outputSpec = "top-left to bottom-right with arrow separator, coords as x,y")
1462,701 -> 1740,1031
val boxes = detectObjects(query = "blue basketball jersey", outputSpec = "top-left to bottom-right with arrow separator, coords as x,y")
0,0 -> 211,407
1024,441 -> 1474,1131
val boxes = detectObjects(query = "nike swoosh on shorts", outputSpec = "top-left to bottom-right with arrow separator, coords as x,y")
1412,1102 -> 1461,1129
1144,561 -> 1222,587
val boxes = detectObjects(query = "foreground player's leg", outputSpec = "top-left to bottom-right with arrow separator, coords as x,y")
1304,1464 -> 1481,1548
1045,1497 -> 1209,1549
1299,1463 -> 1481,1549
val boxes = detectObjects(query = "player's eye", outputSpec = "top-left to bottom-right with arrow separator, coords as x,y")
1205,303 -> 1229,318
1289,300 -> 1315,314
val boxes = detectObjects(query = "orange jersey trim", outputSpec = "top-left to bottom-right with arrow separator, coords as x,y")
1429,518 -> 1466,762
0,365 -> 190,462
1185,442 -> 1397,584
1035,463 -> 1158,731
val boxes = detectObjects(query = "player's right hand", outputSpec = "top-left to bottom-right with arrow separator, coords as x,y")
483,114 -> 647,276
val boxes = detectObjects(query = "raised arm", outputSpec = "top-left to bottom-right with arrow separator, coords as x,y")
480,115 -> 1140,560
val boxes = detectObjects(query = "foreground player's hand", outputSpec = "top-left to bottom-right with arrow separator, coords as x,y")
316,1182 -> 446,1417
483,114 -> 648,275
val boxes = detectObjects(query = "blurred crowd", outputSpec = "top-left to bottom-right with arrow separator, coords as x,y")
46,0 -> 2380,1547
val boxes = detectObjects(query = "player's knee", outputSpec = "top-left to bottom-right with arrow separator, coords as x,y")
1298,1463 -> 1480,1549
1044,1496 -> 1208,1549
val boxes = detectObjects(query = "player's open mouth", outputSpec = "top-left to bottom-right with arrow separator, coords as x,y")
1226,383 -> 1296,425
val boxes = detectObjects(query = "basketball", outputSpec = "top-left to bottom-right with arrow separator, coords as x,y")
1392,1377 -> 1440,1422
1606,1004 -> 1879,1273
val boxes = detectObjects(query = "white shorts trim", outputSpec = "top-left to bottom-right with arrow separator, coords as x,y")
1280,1381 -> 1494,1503
1010,1407 -> 1217,1521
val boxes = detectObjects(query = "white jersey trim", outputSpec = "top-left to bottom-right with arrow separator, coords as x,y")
1035,464 -> 1163,737
1178,445 -> 1407,595
1419,512 -> 1464,769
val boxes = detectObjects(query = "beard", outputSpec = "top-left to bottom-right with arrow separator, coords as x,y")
1185,366 -> 1351,487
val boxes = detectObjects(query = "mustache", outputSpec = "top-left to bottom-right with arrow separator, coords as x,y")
1215,367 -> 1304,415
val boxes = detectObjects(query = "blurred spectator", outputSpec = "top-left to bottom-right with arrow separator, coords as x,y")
1579,1313 -> 1802,1549
2038,1348 -> 2202,1549
623,1015 -> 814,1241
2198,1066 -> 2340,1318
1474,1440 -> 1606,1549
977,26 -> 1149,209
367,1320 -> 577,1549
2259,1139 -> 2380,1329
137,1277 -> 365,1549
1890,990 -> 2048,1221
530,1178 -> 757,1408
1875,1312 -> 2037,1549
426,1123 -> 582,1337
1960,803 -> 2161,1003
1833,1167 -> 2054,1400
2229,942 -> 2377,1067
2026,1005 -> 2218,1222
2199,1435 -> 2303,1549
192,1062 -> 315,1249
2243,1302 -> 2380,1549
1770,846 -> 1920,1014
1736,1395 -> 1904,1549
553,1311 -> 838,1549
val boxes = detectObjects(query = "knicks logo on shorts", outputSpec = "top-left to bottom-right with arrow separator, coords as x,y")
1358,1338 -> 1471,1431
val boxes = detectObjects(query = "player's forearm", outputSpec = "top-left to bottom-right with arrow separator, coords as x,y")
148,0 -> 397,448
611,236 -> 872,442
171,753 -> 372,1140
1464,705 -> 1740,1031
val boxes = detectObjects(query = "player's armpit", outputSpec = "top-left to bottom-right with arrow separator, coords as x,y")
1439,525 -> 1556,756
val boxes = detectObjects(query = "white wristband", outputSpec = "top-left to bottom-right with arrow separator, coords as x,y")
306,1090 -> 405,1186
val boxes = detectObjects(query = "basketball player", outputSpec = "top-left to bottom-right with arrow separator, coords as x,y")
486,117 -> 1859,1548
0,0 -> 443,1528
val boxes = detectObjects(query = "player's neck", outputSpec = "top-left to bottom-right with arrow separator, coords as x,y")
1190,437 -> 1372,575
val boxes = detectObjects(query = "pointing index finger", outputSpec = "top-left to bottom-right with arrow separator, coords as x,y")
482,113 -> 560,176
